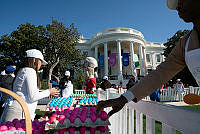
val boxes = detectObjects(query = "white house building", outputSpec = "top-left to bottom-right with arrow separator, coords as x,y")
76,27 -> 165,86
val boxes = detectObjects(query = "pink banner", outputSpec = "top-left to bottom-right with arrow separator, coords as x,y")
109,53 -> 116,67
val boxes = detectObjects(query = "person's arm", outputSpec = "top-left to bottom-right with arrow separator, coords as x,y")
25,68 -> 50,103
126,36 -> 187,102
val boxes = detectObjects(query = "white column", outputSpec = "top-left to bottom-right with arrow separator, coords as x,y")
151,53 -> 156,69
139,45 -> 145,76
104,43 -> 108,76
143,48 -> 147,75
130,41 -> 137,76
95,46 -> 98,60
117,40 -> 123,81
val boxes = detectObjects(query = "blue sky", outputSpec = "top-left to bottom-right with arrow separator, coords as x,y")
0,0 -> 193,43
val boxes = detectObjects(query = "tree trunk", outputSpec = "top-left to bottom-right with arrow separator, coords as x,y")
52,74 -> 60,83
48,57 -> 60,88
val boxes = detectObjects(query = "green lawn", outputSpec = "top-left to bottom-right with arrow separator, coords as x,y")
181,105 -> 200,110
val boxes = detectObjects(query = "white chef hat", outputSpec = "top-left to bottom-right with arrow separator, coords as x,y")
26,49 -> 47,65
166,0 -> 178,10
85,57 -> 98,68
65,71 -> 70,76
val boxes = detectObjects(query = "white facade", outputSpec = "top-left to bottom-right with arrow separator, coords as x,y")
76,27 -> 165,85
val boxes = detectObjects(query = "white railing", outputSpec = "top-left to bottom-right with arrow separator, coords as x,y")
98,89 -> 200,134
38,86 -> 200,105
144,86 -> 200,102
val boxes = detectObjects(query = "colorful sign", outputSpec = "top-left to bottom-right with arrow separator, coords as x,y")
109,53 -> 116,67
122,53 -> 129,66
99,55 -> 104,68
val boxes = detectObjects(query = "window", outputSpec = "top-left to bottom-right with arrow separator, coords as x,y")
146,54 -> 150,63
156,54 -> 161,62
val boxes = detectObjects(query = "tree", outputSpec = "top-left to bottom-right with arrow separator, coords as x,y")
163,30 -> 198,86
44,19 -> 84,87
0,23 -> 47,71
0,20 -> 85,88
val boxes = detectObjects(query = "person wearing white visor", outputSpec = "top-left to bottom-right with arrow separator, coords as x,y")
1,49 -> 59,121
96,0 -> 200,117
60,71 -> 74,97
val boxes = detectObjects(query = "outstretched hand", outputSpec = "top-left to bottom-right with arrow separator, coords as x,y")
96,95 -> 128,117
49,88 -> 60,97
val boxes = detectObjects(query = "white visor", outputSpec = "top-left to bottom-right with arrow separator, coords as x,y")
26,49 -> 48,65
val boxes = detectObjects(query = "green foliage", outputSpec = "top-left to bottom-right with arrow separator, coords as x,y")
44,19 -> 84,79
41,79 -> 49,89
0,19 -> 85,84
0,23 -> 47,70
73,70 -> 86,90
163,30 -> 190,57
163,30 -> 198,86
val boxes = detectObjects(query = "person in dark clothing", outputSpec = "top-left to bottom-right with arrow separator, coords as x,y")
59,71 -> 74,97
100,76 -> 111,91
0,65 -> 16,116
150,89 -> 161,102
126,75 -> 137,90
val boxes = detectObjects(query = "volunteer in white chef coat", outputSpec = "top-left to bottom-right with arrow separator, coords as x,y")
1,49 -> 60,121
60,71 -> 74,97
97,0 -> 200,116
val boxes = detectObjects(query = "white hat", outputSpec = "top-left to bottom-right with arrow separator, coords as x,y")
177,79 -> 181,81
26,49 -> 47,65
85,57 -> 98,68
103,76 -> 108,80
65,71 -> 70,76
166,0 -> 178,10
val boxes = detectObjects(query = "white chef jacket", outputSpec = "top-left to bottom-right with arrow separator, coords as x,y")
13,67 -> 50,120
62,81 -> 73,97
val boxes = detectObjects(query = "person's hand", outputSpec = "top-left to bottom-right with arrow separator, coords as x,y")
49,88 -> 60,97
96,95 -> 128,117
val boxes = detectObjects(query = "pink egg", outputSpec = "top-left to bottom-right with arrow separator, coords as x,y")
89,113 -> 97,123
49,106 -> 53,111
69,107 -> 74,110
58,115 -> 66,124
12,118 -> 19,123
80,127 -> 87,134
48,116 -> 56,123
99,126 -> 107,132
20,119 -> 25,124
17,128 -> 24,131
55,106 -> 59,110
0,125 -> 8,131
33,120 -> 40,124
90,107 -> 96,111
68,127 -> 75,134
55,111 -> 60,114
0,122 -> 6,126
99,111 -> 108,121
9,126 -> 16,131
79,115 -> 87,123
52,113 -> 58,117
15,123 -> 22,128
61,107 -> 64,111
33,129 -> 43,134
58,128 -> 67,134
90,127 -> 96,134
68,116 -> 76,123
41,120 -> 47,125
